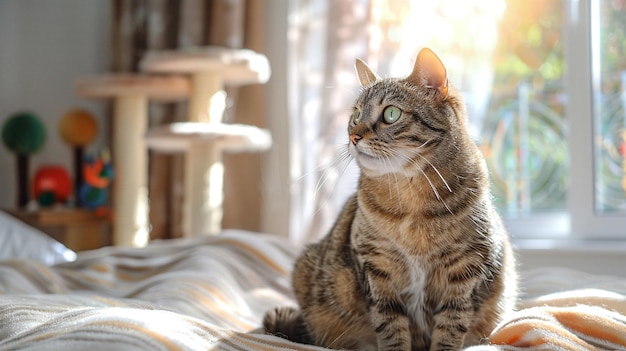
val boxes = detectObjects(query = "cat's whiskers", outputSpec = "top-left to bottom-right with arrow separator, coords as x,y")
381,153 -> 394,201
415,153 -> 452,193
309,144 -> 355,220
390,160 -> 403,210
385,137 -> 452,197
378,149 -> 403,207
415,138 -> 433,150
312,145 -> 353,195
395,153 -> 454,215
414,164 -> 453,215
297,143 -> 351,182
384,148 -> 415,210
334,147 -> 356,190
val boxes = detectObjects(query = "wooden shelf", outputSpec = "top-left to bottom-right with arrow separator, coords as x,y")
5,208 -> 112,252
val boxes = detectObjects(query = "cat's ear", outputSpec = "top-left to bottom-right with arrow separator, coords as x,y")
407,48 -> 448,100
355,59 -> 380,86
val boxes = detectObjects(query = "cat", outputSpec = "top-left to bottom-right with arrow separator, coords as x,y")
263,48 -> 518,351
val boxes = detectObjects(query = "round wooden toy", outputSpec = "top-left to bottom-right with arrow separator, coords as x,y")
59,108 -> 99,205
59,108 -> 98,146
32,165 -> 72,206
1,112 -> 46,208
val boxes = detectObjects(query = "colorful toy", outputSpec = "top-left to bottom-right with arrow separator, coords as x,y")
1,112 -> 46,208
79,150 -> 113,216
32,165 -> 72,206
58,108 -> 99,206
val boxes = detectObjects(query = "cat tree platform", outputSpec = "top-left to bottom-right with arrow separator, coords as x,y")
75,74 -> 190,247
140,47 -> 271,237
141,47 -> 270,123
145,122 -> 271,153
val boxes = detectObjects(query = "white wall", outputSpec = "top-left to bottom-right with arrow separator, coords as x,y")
0,0 -> 111,208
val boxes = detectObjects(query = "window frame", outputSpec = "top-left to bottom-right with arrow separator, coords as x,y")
563,0 -> 626,239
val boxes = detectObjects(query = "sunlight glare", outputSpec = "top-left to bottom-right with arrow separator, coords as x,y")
132,186 -> 150,247
209,90 -> 227,123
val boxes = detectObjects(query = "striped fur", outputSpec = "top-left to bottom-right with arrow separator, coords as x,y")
264,48 -> 518,351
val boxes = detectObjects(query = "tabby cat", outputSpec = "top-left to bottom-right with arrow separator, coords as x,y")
263,48 -> 518,351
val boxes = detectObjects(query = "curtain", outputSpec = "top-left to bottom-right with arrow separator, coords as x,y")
289,0 -> 503,244
111,0 -> 266,239
288,0 -> 369,245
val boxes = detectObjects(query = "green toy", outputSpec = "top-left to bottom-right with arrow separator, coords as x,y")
1,112 -> 46,208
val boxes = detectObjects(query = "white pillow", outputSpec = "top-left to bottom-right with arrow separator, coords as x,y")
0,211 -> 77,265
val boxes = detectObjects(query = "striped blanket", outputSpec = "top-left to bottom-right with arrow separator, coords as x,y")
1,230 -> 625,351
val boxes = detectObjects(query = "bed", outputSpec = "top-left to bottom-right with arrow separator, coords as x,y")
1,211 -> 626,351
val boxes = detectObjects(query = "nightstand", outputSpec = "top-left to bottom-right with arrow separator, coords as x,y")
5,208 -> 112,251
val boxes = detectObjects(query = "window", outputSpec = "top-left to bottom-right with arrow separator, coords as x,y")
366,0 -> 571,238
278,0 -> 626,244
593,0 -> 626,216
568,0 -> 626,238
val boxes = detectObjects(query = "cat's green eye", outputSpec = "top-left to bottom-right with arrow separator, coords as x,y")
383,106 -> 402,124
351,110 -> 361,125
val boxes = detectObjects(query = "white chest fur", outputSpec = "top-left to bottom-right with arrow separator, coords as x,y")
402,255 -> 430,335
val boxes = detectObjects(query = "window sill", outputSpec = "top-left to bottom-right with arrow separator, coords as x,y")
513,238 -> 626,278
513,238 -> 626,253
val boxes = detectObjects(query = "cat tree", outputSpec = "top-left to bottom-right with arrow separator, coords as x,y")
140,47 -> 271,237
75,74 -> 190,246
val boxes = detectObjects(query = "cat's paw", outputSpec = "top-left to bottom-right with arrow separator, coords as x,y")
262,306 -> 311,344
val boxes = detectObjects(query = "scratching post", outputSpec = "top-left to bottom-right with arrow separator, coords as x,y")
75,75 -> 190,246
141,47 -> 271,237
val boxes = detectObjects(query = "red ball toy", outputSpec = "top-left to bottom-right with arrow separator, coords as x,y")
32,165 -> 72,206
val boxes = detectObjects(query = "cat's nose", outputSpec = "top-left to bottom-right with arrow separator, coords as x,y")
350,134 -> 362,145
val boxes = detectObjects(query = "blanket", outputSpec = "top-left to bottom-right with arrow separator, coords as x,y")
1,230 -> 625,350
